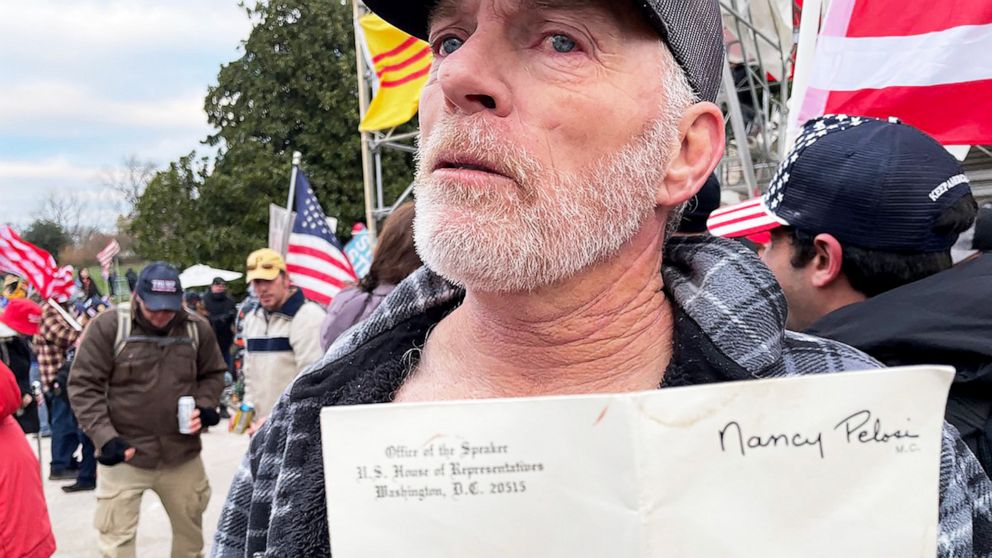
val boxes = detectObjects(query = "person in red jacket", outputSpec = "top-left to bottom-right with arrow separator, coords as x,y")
0,359 -> 56,557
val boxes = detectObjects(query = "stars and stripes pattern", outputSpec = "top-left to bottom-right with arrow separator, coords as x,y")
285,172 -> 358,306
0,225 -> 74,301
798,0 -> 992,145
97,239 -> 120,277
708,115 -> 864,239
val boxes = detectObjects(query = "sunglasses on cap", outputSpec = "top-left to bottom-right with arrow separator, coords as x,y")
246,262 -> 279,271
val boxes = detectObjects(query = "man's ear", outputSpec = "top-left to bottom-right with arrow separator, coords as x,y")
809,234 -> 845,288
657,101 -> 725,207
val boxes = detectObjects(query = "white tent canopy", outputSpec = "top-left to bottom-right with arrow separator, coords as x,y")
179,264 -> 243,289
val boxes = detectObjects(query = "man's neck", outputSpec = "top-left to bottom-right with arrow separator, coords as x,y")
396,214 -> 675,402
265,288 -> 295,314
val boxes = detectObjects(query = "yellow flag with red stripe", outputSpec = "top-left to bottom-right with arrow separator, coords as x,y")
358,13 -> 433,132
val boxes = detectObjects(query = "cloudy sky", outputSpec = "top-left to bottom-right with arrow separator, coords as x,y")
0,1 -> 253,230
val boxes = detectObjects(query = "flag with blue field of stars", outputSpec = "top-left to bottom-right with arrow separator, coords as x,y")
285,171 -> 358,305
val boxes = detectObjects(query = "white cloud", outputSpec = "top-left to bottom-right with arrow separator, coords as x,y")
0,1 -> 252,231
0,158 -> 99,182
1,1 -> 250,56
0,81 -> 206,133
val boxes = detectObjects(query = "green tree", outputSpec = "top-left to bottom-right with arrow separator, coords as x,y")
130,153 -> 207,268
22,219 -> 70,256
131,0 -> 415,270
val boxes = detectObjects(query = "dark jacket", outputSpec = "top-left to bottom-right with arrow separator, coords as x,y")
807,253 -> 992,473
69,306 -> 227,469
214,237 -> 992,557
203,291 -> 236,350
0,334 -> 39,434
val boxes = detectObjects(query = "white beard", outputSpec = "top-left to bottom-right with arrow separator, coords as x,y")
413,111 -> 679,293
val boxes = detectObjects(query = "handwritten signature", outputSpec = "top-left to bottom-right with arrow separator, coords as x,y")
719,410 -> 919,459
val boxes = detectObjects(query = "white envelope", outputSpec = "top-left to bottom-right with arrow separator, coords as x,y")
321,366 -> 953,557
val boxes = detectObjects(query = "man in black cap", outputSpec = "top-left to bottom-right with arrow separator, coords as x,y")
70,262 -> 227,557
751,179 -> 988,476
215,4 -> 991,557
203,277 -> 236,371
711,115 -> 991,466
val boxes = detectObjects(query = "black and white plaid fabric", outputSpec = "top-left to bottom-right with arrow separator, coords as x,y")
212,235 -> 992,558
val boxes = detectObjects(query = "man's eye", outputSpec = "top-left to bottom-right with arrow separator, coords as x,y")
438,37 -> 463,56
549,34 -> 577,53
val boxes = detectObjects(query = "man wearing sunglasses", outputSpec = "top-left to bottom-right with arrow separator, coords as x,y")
237,248 -> 325,433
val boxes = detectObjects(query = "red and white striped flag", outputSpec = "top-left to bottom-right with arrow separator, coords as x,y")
797,0 -> 992,145
48,265 -> 75,303
285,171 -> 358,306
97,239 -> 121,277
0,225 -> 73,300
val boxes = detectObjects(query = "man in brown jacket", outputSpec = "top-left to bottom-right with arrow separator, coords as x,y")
70,262 -> 226,558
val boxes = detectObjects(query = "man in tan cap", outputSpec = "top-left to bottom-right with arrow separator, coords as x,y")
237,249 -> 325,432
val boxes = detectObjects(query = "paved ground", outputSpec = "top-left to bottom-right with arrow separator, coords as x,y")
29,428 -> 251,557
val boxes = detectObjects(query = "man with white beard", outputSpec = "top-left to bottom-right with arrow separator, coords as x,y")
213,1 -> 992,556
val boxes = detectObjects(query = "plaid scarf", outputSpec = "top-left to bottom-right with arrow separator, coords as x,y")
213,236 -> 992,557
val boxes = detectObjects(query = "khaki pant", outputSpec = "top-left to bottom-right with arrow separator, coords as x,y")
94,455 -> 211,558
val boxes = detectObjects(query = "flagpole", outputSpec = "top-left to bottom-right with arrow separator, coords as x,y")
784,0 -> 823,152
283,151 -> 302,257
353,0 -> 379,245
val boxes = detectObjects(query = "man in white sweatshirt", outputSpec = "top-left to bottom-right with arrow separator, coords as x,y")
238,248 -> 325,431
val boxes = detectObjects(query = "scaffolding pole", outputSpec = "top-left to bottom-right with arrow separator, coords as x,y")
352,0 -> 379,244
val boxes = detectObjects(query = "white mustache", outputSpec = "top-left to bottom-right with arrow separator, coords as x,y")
416,115 -> 540,187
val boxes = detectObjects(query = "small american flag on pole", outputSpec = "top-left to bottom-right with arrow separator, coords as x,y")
97,239 -> 121,277
285,172 -> 358,305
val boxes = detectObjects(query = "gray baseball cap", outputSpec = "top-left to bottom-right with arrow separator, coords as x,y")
362,0 -> 725,103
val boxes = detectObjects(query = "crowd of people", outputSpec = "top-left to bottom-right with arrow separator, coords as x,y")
0,202 -> 421,556
1,0 -> 991,556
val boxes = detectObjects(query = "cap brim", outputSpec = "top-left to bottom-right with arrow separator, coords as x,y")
707,198 -> 789,239
0,321 -> 27,337
246,268 -> 282,283
363,0 -> 433,40
141,293 -> 182,312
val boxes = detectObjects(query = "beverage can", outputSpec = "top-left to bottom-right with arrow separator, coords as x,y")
178,396 -> 196,434
232,402 -> 255,435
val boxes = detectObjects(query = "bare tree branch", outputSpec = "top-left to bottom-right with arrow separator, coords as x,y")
36,190 -> 87,243
99,155 -> 157,217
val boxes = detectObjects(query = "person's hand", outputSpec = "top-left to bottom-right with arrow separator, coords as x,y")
197,406 -> 220,428
97,437 -> 134,466
187,407 -> 202,435
21,394 -> 32,408
246,414 -> 268,436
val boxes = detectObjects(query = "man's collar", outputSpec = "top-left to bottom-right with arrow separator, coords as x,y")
268,287 -> 306,318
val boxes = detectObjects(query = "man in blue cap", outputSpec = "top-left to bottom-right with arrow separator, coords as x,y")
71,262 -> 227,557
215,3 -> 992,557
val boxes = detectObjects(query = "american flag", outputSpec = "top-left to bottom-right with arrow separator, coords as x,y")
797,0 -> 992,145
0,225 -> 74,301
285,171 -> 358,305
97,239 -> 120,277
